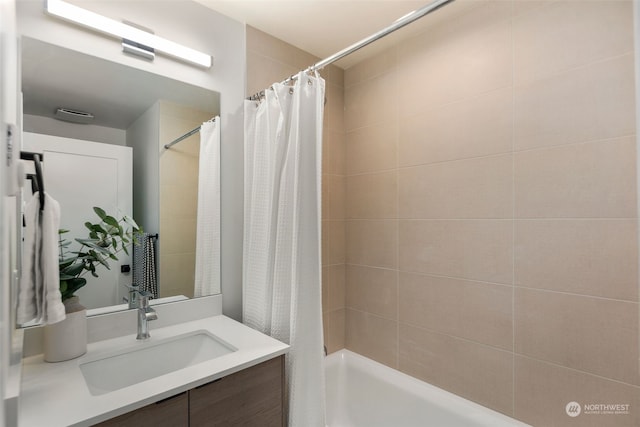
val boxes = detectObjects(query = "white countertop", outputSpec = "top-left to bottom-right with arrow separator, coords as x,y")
19,315 -> 289,427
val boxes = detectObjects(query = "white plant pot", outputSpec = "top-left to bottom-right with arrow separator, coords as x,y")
43,297 -> 87,362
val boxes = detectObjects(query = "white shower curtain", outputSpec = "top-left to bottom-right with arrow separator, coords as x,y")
243,71 -> 326,427
194,118 -> 221,297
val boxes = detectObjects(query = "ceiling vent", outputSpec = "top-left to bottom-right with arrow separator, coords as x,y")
54,108 -> 94,124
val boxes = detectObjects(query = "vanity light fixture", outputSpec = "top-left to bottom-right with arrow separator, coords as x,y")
45,0 -> 212,68
122,40 -> 156,62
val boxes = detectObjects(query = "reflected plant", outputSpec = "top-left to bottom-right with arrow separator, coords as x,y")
58,207 -> 142,301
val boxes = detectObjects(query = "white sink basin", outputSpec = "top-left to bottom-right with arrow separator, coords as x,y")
80,330 -> 237,395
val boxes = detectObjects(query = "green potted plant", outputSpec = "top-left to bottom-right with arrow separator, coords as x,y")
58,206 -> 142,301
44,207 -> 142,363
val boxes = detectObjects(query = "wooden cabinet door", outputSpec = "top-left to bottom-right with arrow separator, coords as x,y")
94,392 -> 188,427
189,356 -> 284,427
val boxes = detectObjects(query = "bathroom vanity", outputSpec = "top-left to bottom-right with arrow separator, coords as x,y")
18,315 -> 288,427
95,356 -> 283,427
1,0 -> 247,425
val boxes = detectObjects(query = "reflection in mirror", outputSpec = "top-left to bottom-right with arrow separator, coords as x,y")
20,37 -> 221,319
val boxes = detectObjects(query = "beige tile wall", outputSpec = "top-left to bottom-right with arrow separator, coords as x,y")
344,1 -> 639,425
158,101 -> 214,299
246,26 -> 346,353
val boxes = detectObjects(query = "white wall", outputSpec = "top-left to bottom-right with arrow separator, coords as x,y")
127,102 -> 160,238
17,0 -> 246,320
23,114 -> 127,145
22,114 -> 127,145
2,0 -> 21,424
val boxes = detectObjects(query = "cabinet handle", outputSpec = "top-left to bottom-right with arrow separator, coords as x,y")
155,392 -> 186,405
195,378 -> 223,389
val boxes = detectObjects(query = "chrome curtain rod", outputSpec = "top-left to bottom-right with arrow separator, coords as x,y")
164,117 -> 217,149
247,0 -> 455,101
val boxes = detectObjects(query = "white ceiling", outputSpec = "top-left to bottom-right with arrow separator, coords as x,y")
194,0 -> 470,69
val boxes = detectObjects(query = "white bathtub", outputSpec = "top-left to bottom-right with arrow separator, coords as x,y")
325,350 -> 529,427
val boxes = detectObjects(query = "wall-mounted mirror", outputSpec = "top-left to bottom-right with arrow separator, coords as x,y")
20,37 -> 221,319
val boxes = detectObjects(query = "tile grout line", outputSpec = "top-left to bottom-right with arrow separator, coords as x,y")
394,50 -> 401,371
324,88 -> 332,352
391,314 -> 514,354
338,87 -> 349,351
348,264 -> 512,286
634,0 -> 640,385
344,262 -> 640,304
342,132 -> 637,178
347,46 -> 632,134
246,48 -> 321,82
510,5 -> 516,416
516,353 -> 640,390
512,49 -> 634,91
341,0 -> 495,92
342,217 -> 638,221
339,69 -> 348,352
363,302 -> 639,390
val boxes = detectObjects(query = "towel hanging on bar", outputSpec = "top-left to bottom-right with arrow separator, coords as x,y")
133,232 -> 158,298
21,151 -> 46,210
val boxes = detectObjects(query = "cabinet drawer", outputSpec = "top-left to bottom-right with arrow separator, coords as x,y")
189,356 -> 284,427
94,392 -> 188,427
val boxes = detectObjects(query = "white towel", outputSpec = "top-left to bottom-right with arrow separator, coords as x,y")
17,192 -> 66,325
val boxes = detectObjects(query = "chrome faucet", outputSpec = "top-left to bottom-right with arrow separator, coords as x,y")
136,290 -> 157,340
124,283 -> 140,309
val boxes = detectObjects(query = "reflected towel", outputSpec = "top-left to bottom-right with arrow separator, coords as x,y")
133,233 -> 158,298
17,192 -> 66,325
